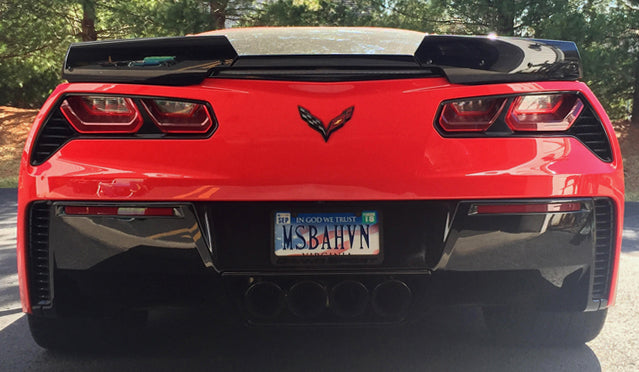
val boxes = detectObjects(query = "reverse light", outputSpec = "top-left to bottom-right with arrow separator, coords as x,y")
506,94 -> 583,131
64,206 -> 175,216
60,96 -> 143,133
469,202 -> 582,215
142,99 -> 213,133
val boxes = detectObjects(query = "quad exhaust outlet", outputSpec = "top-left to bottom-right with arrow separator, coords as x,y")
329,280 -> 369,318
371,280 -> 412,317
243,279 -> 412,320
286,281 -> 329,318
244,281 -> 285,319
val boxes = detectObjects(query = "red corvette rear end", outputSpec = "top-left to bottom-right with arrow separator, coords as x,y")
17,28 -> 624,349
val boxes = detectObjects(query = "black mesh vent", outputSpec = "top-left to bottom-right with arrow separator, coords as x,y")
592,198 -> 615,301
28,202 -> 52,308
31,110 -> 76,165
568,106 -> 613,162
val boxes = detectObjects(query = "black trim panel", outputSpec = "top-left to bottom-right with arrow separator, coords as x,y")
206,201 -> 453,271
438,199 -> 594,273
50,202 -> 215,271
212,54 -> 442,82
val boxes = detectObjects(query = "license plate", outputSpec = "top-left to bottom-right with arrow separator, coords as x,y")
273,211 -> 380,257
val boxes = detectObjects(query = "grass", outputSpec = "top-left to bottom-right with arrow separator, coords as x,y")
0,176 -> 18,188
626,192 -> 639,202
0,159 -> 19,188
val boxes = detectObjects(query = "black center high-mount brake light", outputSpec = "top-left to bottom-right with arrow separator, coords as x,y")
59,95 -> 215,135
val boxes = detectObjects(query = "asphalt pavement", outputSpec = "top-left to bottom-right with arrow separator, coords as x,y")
0,188 -> 637,371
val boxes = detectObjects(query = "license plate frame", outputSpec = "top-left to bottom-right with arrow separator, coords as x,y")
271,209 -> 383,265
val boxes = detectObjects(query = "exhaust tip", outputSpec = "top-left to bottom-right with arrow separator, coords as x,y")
244,281 -> 285,319
287,281 -> 328,318
372,280 -> 412,318
330,280 -> 369,318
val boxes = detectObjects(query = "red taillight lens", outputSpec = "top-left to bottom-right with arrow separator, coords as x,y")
470,202 -> 582,215
64,206 -> 175,216
505,94 -> 583,131
439,98 -> 506,132
142,99 -> 213,133
60,96 -> 143,133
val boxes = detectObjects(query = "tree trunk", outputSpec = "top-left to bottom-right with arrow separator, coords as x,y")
209,1 -> 228,30
494,1 -> 515,36
632,55 -> 639,125
80,0 -> 97,41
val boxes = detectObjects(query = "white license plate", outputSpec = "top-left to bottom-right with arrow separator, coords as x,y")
273,211 -> 380,257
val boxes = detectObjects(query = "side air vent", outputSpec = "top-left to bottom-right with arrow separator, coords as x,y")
30,110 -> 77,166
568,106 -> 613,162
591,198 -> 615,303
28,202 -> 52,308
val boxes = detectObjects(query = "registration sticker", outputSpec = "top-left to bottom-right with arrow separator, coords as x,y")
274,211 -> 380,257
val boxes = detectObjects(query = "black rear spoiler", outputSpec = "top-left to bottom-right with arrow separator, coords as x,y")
414,35 -> 582,84
62,36 -> 237,85
62,34 -> 581,86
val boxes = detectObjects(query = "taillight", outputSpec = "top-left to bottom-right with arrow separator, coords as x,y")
438,98 -> 507,132
64,206 -> 175,216
505,94 -> 583,131
469,202 -> 582,215
60,96 -> 143,133
142,99 -> 213,133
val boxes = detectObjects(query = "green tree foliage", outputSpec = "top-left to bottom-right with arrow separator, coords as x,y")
106,0 -> 254,37
612,0 -> 639,123
533,2 -> 635,121
367,0 -> 449,32
0,0 -> 75,107
241,0 -> 376,27
0,0 -> 250,108
436,0 -> 571,36
0,0 -> 638,122
241,0 -> 446,32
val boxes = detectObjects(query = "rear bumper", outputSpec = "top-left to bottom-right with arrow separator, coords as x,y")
22,197 -> 618,323
17,79 -> 624,320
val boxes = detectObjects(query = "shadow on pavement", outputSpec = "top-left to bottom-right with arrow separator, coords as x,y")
0,188 -> 19,310
0,188 -> 17,211
0,306 -> 602,372
623,202 -> 639,253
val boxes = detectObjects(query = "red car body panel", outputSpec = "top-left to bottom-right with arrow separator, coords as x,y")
18,77 -> 624,314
